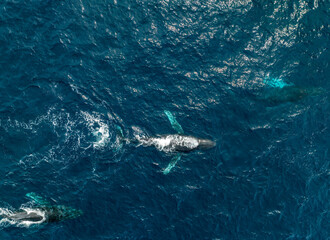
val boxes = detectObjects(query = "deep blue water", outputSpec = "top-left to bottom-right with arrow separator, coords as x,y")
0,0 -> 329,239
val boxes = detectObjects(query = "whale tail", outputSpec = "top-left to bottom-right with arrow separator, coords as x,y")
164,110 -> 184,134
163,153 -> 182,175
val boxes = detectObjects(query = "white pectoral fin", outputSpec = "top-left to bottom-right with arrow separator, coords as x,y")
264,77 -> 294,88
164,110 -> 184,134
25,193 -> 51,207
163,154 -> 182,175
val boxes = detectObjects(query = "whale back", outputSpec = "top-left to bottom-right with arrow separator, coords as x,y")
148,135 -> 199,152
4,211 -> 44,222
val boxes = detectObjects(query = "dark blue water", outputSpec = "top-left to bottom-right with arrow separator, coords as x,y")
0,0 -> 329,239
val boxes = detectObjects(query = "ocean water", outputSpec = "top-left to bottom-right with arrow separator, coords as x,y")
0,0 -> 329,239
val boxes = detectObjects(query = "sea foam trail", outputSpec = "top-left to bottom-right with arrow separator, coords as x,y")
1,107 -> 117,151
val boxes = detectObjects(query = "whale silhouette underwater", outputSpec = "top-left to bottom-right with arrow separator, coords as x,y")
254,77 -> 326,106
117,111 -> 216,174
0,193 -> 82,226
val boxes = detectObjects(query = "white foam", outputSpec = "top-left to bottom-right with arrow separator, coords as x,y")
81,111 -> 110,148
2,107 -> 114,155
92,124 -> 110,148
152,137 -> 172,152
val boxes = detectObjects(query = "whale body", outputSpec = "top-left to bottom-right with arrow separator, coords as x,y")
1,210 -> 44,222
0,193 -> 83,226
139,134 -> 216,153
258,77 -> 325,105
127,111 -> 216,174
258,86 -> 323,105
0,205 -> 82,224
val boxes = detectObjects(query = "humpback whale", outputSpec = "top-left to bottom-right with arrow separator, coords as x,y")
255,77 -> 325,105
133,111 -> 215,174
0,193 -> 82,226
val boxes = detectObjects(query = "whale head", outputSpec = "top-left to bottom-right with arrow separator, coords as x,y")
197,138 -> 216,150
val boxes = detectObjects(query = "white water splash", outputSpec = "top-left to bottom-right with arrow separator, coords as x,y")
2,107 -> 116,157
81,111 -> 110,148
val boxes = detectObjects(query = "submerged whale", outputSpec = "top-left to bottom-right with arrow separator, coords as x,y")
256,77 -> 325,105
0,193 -> 82,226
120,111 -> 215,174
